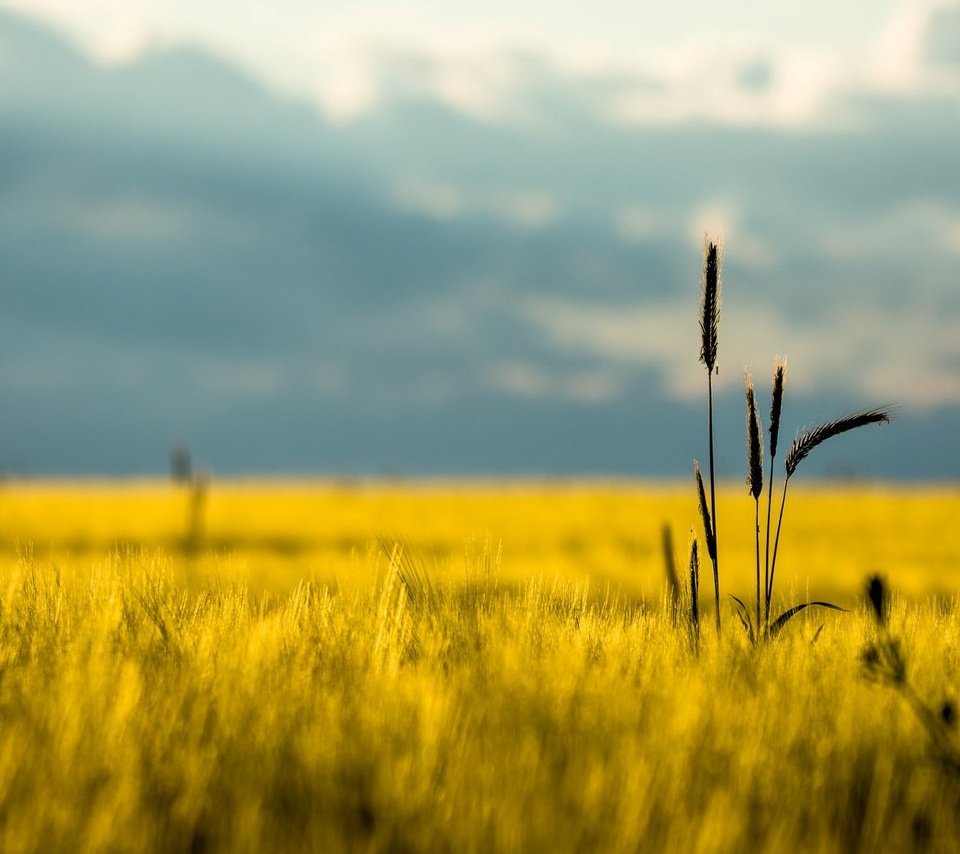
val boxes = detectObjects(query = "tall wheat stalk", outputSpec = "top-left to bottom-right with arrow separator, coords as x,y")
744,372 -> 763,629
763,358 -> 786,628
698,239 -> 721,633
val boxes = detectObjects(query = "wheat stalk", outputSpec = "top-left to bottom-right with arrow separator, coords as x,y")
764,357 -> 786,627
689,538 -> 700,651
745,373 -> 763,500
698,238 -> 722,633
745,372 -> 763,628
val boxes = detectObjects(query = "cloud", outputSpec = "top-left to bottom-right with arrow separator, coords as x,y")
291,3 -> 960,132
817,198 -> 960,260
394,177 -> 463,220
686,201 -> 777,268
8,0 -> 960,133
922,1 -> 960,68
485,361 -> 620,404
615,205 -> 660,243
523,297 -> 960,408
393,178 -> 559,226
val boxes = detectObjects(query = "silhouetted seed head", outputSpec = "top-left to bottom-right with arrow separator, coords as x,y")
861,638 -> 906,685
784,407 -> 893,478
867,574 -> 888,626
745,371 -> 763,499
769,357 -> 786,459
699,239 -> 721,373
942,701 -> 956,729
694,461 -> 716,561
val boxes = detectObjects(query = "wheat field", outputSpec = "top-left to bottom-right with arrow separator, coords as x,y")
0,481 -> 956,851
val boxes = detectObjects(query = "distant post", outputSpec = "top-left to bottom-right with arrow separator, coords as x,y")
170,444 -> 192,484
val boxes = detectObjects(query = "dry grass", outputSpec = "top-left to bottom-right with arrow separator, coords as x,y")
0,541 -> 955,851
0,483 -> 954,850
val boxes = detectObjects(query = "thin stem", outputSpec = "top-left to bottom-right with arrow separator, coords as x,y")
764,455 -> 775,627
707,371 -> 720,634
754,498 -> 761,631
767,477 -> 790,622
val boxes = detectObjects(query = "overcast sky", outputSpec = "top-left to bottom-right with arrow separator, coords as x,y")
0,1 -> 957,478
2,0 -> 931,119
5,1 -> 908,61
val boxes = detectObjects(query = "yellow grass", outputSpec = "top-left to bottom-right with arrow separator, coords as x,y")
0,480 -> 957,851
3,480 -> 958,598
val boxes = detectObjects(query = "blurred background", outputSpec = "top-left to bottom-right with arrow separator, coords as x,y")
0,0 -> 958,480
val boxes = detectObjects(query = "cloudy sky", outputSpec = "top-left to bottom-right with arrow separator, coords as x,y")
0,1 -> 958,478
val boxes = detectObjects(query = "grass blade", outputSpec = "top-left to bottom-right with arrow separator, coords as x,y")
729,594 -> 755,645
769,601 -> 847,637
694,461 -> 716,562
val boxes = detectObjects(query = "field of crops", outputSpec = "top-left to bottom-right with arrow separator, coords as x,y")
0,481 -> 958,851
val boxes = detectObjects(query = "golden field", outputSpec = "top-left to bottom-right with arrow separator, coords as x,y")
3,479 -> 959,600
0,480 -> 957,851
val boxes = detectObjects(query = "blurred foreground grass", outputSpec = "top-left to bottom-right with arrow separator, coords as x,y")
0,481 -> 957,851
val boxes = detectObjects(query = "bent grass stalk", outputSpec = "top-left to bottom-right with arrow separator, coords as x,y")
768,407 -> 893,613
